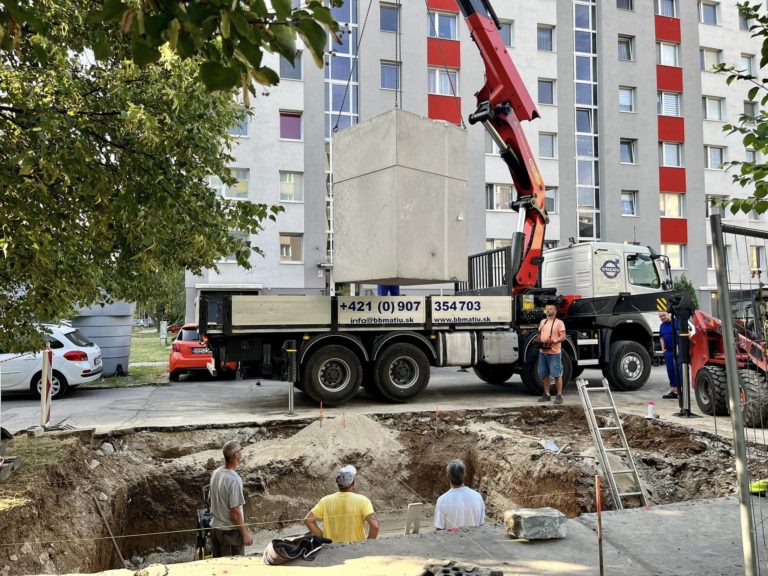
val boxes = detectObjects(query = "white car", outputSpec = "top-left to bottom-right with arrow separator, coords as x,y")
0,325 -> 102,399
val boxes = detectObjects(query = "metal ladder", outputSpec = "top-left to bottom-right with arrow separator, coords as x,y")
576,378 -> 648,510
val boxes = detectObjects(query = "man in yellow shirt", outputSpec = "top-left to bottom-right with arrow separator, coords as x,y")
304,465 -> 379,543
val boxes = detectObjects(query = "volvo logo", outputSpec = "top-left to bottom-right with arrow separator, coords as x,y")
601,259 -> 621,279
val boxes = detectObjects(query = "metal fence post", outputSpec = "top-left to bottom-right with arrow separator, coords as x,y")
710,211 -> 758,576
283,340 -> 297,416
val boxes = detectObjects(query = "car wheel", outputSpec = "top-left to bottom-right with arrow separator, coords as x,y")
169,370 -> 180,382
33,370 -> 68,400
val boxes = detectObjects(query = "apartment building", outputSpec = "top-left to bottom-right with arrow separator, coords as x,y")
185,0 -> 765,320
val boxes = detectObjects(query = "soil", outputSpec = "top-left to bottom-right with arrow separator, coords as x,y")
0,406 -> 759,576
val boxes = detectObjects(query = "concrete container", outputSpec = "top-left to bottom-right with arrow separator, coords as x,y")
333,109 -> 468,285
73,301 -> 135,376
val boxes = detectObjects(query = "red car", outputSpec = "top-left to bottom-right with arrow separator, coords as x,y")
168,323 -> 237,381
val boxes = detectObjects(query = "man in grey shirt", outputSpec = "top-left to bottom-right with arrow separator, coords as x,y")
209,439 -> 253,557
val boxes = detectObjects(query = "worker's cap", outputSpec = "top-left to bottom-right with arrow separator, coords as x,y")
336,465 -> 357,487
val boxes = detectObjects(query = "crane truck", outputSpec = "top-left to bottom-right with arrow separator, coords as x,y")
198,0 -> 676,406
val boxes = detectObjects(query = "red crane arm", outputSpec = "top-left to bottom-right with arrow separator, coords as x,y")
456,0 -> 548,292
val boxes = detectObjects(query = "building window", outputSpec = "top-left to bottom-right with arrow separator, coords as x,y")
537,26 -> 554,51
705,194 -> 726,217
702,96 -> 724,121
621,191 -> 638,216
538,79 -> 555,105
381,61 -> 400,90
209,168 -> 249,200
705,145 -> 725,169
546,187 -> 558,213
280,111 -> 302,140
708,244 -> 733,269
619,87 -> 635,113
620,139 -> 637,164
380,3 -> 399,33
279,54 -> 302,80
280,172 -> 303,202
228,109 -> 249,137
739,9 -> 753,31
221,231 -> 249,263
741,53 -> 755,76
700,47 -> 723,71
750,245 -> 765,271
698,1 -> 718,25
279,234 -> 303,263
618,35 -> 634,61
657,42 -> 680,67
662,244 -> 685,269
428,11 -> 458,40
744,101 -> 757,124
655,0 -> 677,18
747,149 -> 756,163
485,132 -> 500,155
539,133 -> 557,159
660,193 -> 684,217
485,183 -> 514,211
617,0 -> 634,10
657,91 -> 681,116
499,21 -> 514,47
659,142 -> 683,167
428,68 -> 459,95
485,238 -> 512,251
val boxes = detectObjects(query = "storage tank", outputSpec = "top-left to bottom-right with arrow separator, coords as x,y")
72,301 -> 135,376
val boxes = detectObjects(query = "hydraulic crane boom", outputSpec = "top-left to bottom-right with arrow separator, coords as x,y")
456,0 -> 548,292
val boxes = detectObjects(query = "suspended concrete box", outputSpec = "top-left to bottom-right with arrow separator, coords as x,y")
333,109 -> 468,285
72,301 -> 135,376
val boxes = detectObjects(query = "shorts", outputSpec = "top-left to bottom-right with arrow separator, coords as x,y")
538,351 -> 563,378
212,528 -> 244,558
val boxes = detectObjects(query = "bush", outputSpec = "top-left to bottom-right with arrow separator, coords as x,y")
673,274 -> 699,310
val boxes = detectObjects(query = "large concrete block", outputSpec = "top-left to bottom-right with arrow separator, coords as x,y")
504,507 -> 567,540
333,109 -> 468,285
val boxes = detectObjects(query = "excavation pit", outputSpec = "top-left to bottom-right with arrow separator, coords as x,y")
0,407 -> 757,575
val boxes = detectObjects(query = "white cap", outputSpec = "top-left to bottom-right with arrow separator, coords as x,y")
336,465 -> 357,487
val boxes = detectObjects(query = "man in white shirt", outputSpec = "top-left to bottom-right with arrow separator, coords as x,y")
434,459 -> 485,530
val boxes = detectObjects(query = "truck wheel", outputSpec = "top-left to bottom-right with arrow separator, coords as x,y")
572,366 -> 585,379
602,341 -> 651,391
694,365 -> 728,416
373,343 -> 430,402
521,347 -> 573,395
303,345 -> 362,406
739,369 -> 768,428
473,362 -> 515,385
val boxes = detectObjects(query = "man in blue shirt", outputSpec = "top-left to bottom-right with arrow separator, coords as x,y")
659,311 -> 680,399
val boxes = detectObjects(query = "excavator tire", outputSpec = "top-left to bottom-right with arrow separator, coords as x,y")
473,362 -> 515,386
694,365 -> 728,416
739,369 -> 768,428
602,341 -> 651,391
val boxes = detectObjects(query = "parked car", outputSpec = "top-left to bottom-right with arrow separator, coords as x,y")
132,317 -> 153,328
168,323 -> 237,381
0,325 -> 102,399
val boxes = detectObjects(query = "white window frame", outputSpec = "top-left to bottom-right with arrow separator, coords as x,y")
499,20 -> 514,47
660,142 -> 683,167
657,91 -> 681,116
380,3 -> 399,33
427,11 -> 458,40
705,145 -> 725,170
741,53 -> 755,76
750,245 -> 765,271
744,101 -> 757,124
700,47 -> 722,71
279,53 -> 302,80
279,110 -> 303,141
220,231 -> 249,263
621,190 -> 638,216
279,233 -> 304,264
537,25 -> 555,52
546,187 -> 559,214
279,171 -> 304,202
657,42 -> 680,67
539,132 -> 557,159
655,0 -> 678,18
661,244 -> 686,269
698,1 -> 719,25
620,138 -> 637,165
485,183 -> 515,211
739,10 -> 753,31
746,149 -> 757,163
617,0 -> 634,11
380,61 -> 401,90
702,96 -> 724,121
428,67 -> 459,96
618,35 -> 634,61
538,78 -> 556,105
210,168 -> 249,200
660,192 -> 684,218
619,86 -> 636,113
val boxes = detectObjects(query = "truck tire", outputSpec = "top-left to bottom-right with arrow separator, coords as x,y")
473,362 -> 515,385
602,341 -> 651,391
572,366 -> 585,379
694,365 -> 728,416
302,345 -> 362,406
521,347 -> 573,395
372,343 -> 430,402
739,369 -> 768,428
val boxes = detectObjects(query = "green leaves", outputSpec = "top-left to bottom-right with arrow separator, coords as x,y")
200,61 -> 241,91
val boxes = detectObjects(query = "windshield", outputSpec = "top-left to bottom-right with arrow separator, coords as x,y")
178,328 -> 200,342
65,329 -> 95,347
627,254 -> 661,288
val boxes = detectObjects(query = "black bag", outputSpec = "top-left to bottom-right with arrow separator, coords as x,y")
262,533 -> 332,565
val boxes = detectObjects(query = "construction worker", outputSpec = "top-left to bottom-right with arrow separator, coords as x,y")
434,459 -> 485,530
209,440 -> 253,557
537,302 -> 567,405
304,465 -> 379,543
659,310 -> 681,399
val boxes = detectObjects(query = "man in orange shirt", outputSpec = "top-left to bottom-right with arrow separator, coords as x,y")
537,303 -> 567,405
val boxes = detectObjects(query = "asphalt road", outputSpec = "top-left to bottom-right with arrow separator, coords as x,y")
0,365 -> 747,439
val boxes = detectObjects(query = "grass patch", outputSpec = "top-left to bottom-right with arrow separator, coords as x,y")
86,365 -> 169,389
0,437 -> 77,501
129,332 -> 172,364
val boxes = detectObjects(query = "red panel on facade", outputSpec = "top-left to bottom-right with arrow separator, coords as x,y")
654,16 -> 681,42
660,218 -> 688,244
659,167 -> 687,193
657,66 -> 684,92
427,0 -> 459,12
428,94 -> 463,125
658,116 -> 685,142
427,38 -> 461,68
